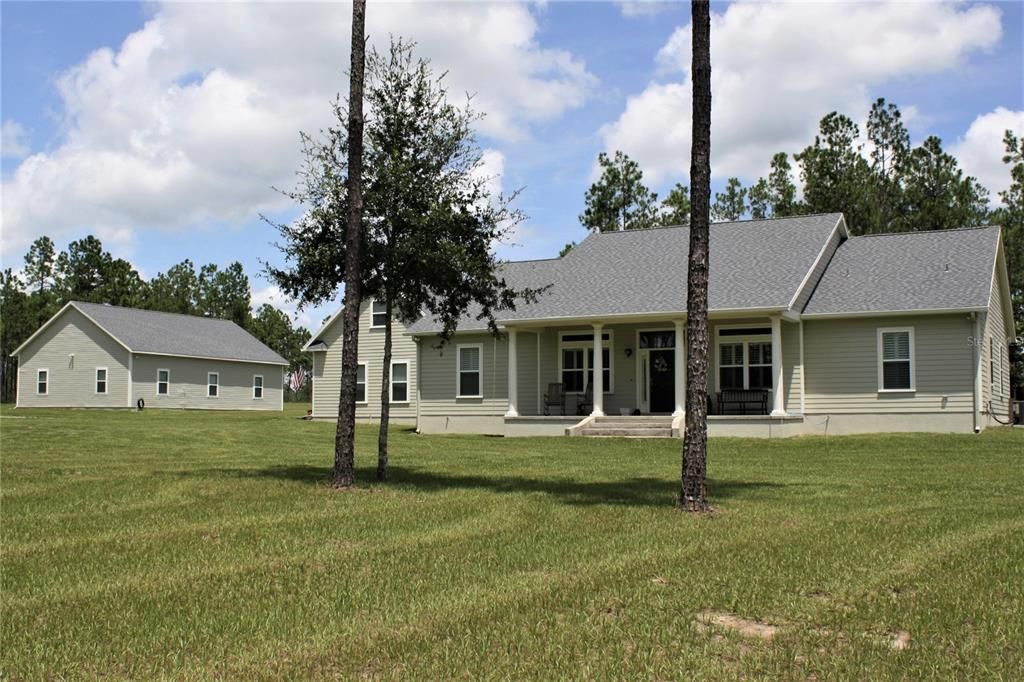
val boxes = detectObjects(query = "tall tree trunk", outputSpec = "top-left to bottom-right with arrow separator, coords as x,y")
377,296 -> 393,481
680,0 -> 711,511
332,0 -> 367,489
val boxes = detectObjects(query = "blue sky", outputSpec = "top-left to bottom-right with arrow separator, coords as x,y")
2,1 -> 1022,328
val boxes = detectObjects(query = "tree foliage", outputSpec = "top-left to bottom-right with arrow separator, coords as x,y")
269,35 -> 543,482
580,151 -> 660,232
661,183 -> 691,226
711,177 -> 747,221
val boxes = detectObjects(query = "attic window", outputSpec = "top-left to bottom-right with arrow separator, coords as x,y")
371,300 -> 388,328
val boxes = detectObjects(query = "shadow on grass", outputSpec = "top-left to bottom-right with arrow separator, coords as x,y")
169,463 -> 786,508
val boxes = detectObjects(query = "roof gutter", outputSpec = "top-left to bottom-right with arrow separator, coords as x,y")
801,306 -> 987,320
406,306 -> 793,336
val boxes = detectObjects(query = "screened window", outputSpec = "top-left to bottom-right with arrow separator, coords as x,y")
457,345 -> 482,397
207,372 -> 219,398
95,368 -> 108,394
879,329 -> 913,391
371,300 -> 388,328
561,348 -> 585,392
391,362 -> 409,402
157,369 -> 169,395
719,343 -> 744,390
253,375 -> 264,399
37,369 -> 48,395
747,343 -> 772,390
356,364 -> 367,403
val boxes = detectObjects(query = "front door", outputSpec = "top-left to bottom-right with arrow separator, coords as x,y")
649,349 -> 675,413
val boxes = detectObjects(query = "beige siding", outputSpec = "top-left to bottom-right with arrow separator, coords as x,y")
792,224 -> 842,312
804,314 -> 974,414
131,354 -> 283,410
16,307 -> 131,408
983,256 -> 1012,421
310,300 -> 417,420
782,320 -> 802,413
420,332 -> 508,416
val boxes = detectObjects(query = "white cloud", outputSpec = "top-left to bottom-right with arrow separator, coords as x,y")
251,282 -> 324,330
1,120 -> 30,159
1,2 -> 595,255
952,107 -> 1024,205
618,1 -> 674,18
475,148 -> 506,200
600,0 -> 1002,186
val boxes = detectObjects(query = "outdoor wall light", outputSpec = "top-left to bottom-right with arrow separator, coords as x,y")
624,348 -> 633,358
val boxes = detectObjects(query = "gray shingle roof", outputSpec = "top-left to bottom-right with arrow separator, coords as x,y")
802,226 -> 1000,316
74,302 -> 288,364
408,213 -> 843,333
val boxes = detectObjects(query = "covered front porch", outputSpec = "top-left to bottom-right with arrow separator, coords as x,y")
503,314 -> 799,417
498,313 -> 804,437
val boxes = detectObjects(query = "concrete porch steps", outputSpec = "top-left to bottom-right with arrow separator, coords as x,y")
577,415 -> 676,438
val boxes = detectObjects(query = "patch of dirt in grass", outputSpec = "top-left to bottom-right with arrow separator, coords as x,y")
888,630 -> 911,651
695,610 -> 785,641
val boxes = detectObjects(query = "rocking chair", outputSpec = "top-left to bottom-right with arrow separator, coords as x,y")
543,383 -> 566,416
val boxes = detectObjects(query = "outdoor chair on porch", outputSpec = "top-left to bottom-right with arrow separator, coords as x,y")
576,383 -> 593,416
543,383 -> 566,416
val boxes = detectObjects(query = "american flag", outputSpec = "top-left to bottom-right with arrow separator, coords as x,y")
289,368 -> 308,393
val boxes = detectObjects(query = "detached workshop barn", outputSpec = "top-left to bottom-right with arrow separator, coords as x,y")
12,301 -> 287,411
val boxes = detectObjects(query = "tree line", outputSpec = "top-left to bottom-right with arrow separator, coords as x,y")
0,235 -> 312,402
578,99 -> 1023,390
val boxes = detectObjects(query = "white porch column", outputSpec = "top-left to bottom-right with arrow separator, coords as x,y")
771,315 -> 786,416
505,327 -> 519,418
673,319 -> 686,416
591,323 -> 605,416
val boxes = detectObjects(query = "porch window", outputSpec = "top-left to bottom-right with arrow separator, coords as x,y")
716,328 -> 773,392
878,328 -> 914,391
457,344 -> 482,397
747,342 -> 772,390
559,331 -> 613,394
719,343 -> 744,390
391,362 -> 409,403
639,331 -> 675,349
562,348 -> 585,392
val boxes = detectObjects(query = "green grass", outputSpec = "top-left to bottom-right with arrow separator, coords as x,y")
2,405 -> 1023,680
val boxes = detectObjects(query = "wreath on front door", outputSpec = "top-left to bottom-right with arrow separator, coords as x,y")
653,355 -> 670,373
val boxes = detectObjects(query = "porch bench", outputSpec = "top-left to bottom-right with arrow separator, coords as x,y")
718,389 -> 769,415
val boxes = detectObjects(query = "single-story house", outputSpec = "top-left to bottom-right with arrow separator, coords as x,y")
305,213 -> 1015,437
12,301 -> 288,410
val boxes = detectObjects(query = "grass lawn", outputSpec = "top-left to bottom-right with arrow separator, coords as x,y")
2,404 -> 1023,679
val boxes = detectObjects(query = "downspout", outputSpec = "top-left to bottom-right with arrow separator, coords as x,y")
971,312 -> 982,433
414,337 -> 422,433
